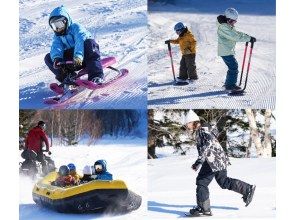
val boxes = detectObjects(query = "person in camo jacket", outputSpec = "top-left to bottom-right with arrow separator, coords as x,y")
184,110 -> 256,217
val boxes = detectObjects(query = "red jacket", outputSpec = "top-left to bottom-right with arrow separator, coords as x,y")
25,126 -> 50,153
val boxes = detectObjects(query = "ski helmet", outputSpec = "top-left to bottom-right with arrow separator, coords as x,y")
94,160 -> 107,173
83,165 -> 93,175
58,165 -> 69,176
225,8 -> 238,21
174,22 -> 185,34
49,16 -> 67,34
185,110 -> 200,124
67,163 -> 76,172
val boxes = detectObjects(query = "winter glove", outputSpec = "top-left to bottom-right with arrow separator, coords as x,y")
191,160 -> 202,171
165,40 -> 171,44
53,58 -> 63,69
250,36 -> 256,43
73,57 -> 83,68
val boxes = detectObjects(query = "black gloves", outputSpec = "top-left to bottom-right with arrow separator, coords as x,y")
191,160 -> 202,171
165,40 -> 171,44
53,58 -> 63,69
250,36 -> 256,43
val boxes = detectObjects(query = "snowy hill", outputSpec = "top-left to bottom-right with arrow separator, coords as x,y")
19,0 -> 147,109
19,139 -> 147,220
148,147 -> 276,219
148,0 -> 275,108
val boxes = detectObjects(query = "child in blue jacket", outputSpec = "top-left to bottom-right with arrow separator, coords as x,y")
93,160 -> 113,181
44,6 -> 104,85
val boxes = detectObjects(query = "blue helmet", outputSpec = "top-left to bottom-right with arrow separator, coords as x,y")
59,165 -> 69,176
94,160 -> 107,173
67,163 -> 76,172
174,22 -> 185,32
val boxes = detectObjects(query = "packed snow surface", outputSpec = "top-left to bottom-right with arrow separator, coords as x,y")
148,147 -> 276,219
148,0 -> 275,108
19,138 -> 147,220
19,0 -> 147,109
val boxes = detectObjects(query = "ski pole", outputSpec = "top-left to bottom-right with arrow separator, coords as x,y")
166,41 -> 176,82
239,42 -> 249,86
242,41 -> 254,91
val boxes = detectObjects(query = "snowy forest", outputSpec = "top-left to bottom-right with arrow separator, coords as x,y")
19,109 -> 147,146
148,109 -> 276,159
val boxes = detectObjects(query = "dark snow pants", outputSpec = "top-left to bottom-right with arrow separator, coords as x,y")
44,39 -> 103,82
196,161 -> 250,209
221,55 -> 239,88
179,54 -> 198,80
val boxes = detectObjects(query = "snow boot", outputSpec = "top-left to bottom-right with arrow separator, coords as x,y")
189,199 -> 213,216
243,185 -> 256,207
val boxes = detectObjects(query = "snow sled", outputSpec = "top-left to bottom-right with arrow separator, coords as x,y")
32,172 -> 142,214
19,150 -> 56,179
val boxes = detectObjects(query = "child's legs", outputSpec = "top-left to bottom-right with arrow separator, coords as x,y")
215,170 -> 251,196
184,54 -> 198,79
196,161 -> 214,210
179,56 -> 188,79
221,55 -> 238,86
83,39 -> 104,80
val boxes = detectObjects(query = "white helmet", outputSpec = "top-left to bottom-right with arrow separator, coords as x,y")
225,8 -> 238,21
185,110 -> 200,124
83,165 -> 92,175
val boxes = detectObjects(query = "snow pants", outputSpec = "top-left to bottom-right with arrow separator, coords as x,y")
44,39 -> 103,82
221,55 -> 239,88
196,161 -> 251,211
179,54 -> 198,80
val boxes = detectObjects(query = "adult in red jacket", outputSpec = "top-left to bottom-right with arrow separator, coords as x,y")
24,121 -> 50,165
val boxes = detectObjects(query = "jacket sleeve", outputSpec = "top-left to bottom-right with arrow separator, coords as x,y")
72,24 -> 91,61
195,128 -> 213,164
40,130 -> 50,150
170,38 -> 179,44
218,25 -> 251,42
50,36 -> 64,61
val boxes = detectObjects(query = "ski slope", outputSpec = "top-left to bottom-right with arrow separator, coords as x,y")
19,138 -> 147,220
148,147 -> 276,219
148,0 -> 276,109
19,0 -> 147,109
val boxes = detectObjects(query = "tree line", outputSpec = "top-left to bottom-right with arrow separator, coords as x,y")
20,110 -> 144,146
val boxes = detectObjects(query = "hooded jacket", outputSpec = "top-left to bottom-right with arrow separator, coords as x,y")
93,160 -> 113,181
193,127 -> 230,172
170,28 -> 197,55
217,15 -> 251,56
49,6 -> 92,62
25,126 -> 50,153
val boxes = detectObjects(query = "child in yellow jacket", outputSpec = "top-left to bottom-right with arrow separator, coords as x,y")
165,22 -> 198,81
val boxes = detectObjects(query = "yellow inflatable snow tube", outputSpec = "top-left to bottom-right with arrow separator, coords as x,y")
32,172 -> 142,213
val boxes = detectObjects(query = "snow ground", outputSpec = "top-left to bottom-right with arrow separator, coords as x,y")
19,0 -> 147,109
19,139 -> 148,220
147,0 -> 276,109
148,147 -> 276,219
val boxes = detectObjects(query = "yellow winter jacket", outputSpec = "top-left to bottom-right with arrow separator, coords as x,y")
170,29 -> 197,55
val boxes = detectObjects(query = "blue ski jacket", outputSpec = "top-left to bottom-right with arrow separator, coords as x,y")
49,6 -> 92,62
94,160 -> 113,181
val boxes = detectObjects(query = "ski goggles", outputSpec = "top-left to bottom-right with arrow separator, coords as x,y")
50,18 -> 66,32
95,164 -> 103,171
